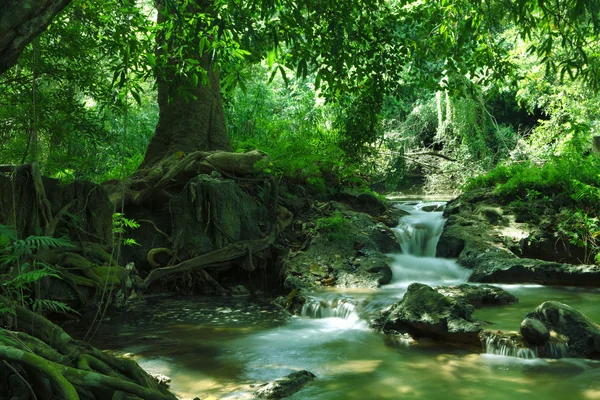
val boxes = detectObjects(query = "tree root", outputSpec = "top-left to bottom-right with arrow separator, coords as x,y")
106,150 -> 269,209
138,232 -> 275,290
0,296 -> 176,399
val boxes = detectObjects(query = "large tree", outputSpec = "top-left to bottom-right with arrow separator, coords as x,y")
2,0 -> 600,169
0,0 -> 72,75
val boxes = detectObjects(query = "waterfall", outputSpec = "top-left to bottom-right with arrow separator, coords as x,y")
387,201 -> 471,288
483,333 -> 538,359
482,333 -> 570,360
394,203 -> 446,257
299,297 -> 366,329
301,298 -> 358,320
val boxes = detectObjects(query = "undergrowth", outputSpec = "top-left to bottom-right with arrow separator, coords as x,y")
466,154 -> 600,263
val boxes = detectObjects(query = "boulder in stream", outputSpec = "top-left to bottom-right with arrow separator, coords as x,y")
254,370 -> 316,399
373,283 -> 482,344
528,301 -> 600,359
282,204 -> 399,290
433,284 -> 518,307
520,317 -> 550,346
436,189 -> 600,286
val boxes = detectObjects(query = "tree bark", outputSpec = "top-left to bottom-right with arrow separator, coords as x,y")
141,0 -> 232,168
0,0 -> 72,75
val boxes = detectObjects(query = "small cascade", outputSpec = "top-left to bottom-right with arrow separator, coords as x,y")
386,254 -> 471,288
301,298 -> 357,319
483,333 -> 538,360
386,201 -> 471,288
394,202 -> 446,257
544,341 -> 569,359
299,297 -> 366,329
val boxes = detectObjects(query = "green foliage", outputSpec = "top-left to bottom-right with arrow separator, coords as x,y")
0,225 -> 77,316
226,64 -> 367,193
557,209 -> 600,264
465,154 -> 600,205
315,211 -> 351,240
466,153 -> 600,262
112,213 -> 140,247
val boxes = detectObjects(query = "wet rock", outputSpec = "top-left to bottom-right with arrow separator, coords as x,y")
437,188 -> 600,286
377,205 -> 411,228
337,189 -> 386,216
373,283 -> 482,344
528,301 -> 600,359
149,373 -> 171,387
254,370 -> 316,399
434,284 -> 518,307
520,318 -> 550,345
230,285 -> 250,296
274,290 -> 307,315
283,207 -> 399,289
468,259 -> 600,287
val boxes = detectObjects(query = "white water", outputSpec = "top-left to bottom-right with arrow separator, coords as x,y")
393,202 -> 446,257
386,201 -> 471,288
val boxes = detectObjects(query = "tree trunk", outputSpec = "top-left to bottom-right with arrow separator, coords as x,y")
0,0 -> 72,75
141,0 -> 232,168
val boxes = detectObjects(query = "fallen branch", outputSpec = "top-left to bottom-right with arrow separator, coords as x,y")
139,232 -> 275,290
404,151 -> 456,162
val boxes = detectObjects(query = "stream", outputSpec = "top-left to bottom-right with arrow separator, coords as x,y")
71,201 -> 600,399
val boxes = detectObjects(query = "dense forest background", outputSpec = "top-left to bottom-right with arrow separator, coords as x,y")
1,0 -> 598,190
1,1 -> 600,399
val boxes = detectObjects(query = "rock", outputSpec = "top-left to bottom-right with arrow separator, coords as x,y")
433,284 -> 518,307
170,175 -> 271,260
254,370 -> 316,399
230,285 -> 250,295
337,189 -> 386,216
377,205 -> 411,228
149,373 -> 171,387
468,259 -> 600,287
282,207 -> 399,289
528,301 -> 600,359
373,283 -> 482,344
520,318 -> 550,345
436,188 -> 600,286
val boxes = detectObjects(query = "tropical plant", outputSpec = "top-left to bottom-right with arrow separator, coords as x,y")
0,224 -> 78,315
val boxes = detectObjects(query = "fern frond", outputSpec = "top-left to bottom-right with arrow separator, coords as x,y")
32,299 -> 80,315
8,266 -> 61,286
23,236 -> 72,251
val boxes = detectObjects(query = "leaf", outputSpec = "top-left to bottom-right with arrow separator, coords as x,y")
268,67 -> 278,84
267,49 -> 276,68
147,53 -> 156,67
131,90 -> 142,106
279,66 -> 289,86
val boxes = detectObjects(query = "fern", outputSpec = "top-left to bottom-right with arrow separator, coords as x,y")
8,264 -> 61,286
112,213 -> 140,247
32,299 -> 80,315
0,225 -> 74,316
570,179 -> 600,203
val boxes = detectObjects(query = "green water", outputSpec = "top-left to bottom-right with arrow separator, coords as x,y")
76,286 -> 600,400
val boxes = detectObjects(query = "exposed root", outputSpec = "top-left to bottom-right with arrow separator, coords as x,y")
0,296 -> 176,399
138,232 -> 275,290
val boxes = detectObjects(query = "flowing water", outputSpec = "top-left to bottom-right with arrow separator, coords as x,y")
71,201 -> 600,400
